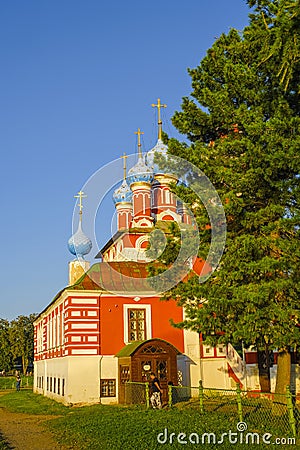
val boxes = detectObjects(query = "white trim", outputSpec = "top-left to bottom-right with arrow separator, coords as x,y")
135,235 -> 149,251
71,323 -> 98,329
71,298 -> 98,304
123,304 -> 152,344
165,190 -> 170,204
156,209 -> 181,222
71,349 -> 98,355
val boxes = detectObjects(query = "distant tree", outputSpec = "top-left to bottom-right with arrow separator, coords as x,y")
0,319 -> 13,372
9,314 -> 37,374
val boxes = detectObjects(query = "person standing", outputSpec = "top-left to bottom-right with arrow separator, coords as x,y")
149,372 -> 163,409
16,373 -> 21,391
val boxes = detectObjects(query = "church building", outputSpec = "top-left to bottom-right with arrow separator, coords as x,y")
33,99 -> 294,405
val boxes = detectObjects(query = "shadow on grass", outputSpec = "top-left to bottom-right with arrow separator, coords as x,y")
0,431 -> 12,450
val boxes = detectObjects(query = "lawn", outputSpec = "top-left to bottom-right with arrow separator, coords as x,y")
0,391 -> 297,449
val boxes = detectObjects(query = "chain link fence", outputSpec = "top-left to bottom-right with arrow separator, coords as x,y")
124,381 -> 148,406
124,381 -> 298,437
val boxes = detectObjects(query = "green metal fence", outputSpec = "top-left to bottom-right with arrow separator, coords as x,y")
0,375 -> 33,391
196,382 -> 295,436
124,381 -> 298,437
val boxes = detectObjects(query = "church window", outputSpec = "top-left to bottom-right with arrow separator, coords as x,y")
57,378 -> 60,395
100,379 -> 116,397
37,376 -> 42,389
57,314 -> 60,347
49,317 -> 53,348
216,345 -> 226,356
202,345 -> 214,357
53,317 -> 56,348
128,309 -> 146,341
47,321 -> 50,350
120,365 -> 130,384
61,312 -> 65,344
62,379 -> 65,396
165,190 -> 171,204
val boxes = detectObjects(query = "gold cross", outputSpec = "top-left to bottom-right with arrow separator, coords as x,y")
121,152 -> 128,180
151,98 -> 167,140
74,191 -> 87,219
134,128 -> 144,158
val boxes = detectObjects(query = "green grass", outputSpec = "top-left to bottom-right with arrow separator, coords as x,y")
0,391 -> 297,450
0,437 -> 9,450
0,390 -> 68,416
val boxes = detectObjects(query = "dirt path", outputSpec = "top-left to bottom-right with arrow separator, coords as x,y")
0,407 -> 73,450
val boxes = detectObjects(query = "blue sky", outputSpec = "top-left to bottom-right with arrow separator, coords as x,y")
0,1 -> 250,320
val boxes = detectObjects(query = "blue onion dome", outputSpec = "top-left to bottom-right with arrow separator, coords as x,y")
68,221 -> 92,259
145,139 -> 169,175
127,155 -> 153,185
113,179 -> 133,204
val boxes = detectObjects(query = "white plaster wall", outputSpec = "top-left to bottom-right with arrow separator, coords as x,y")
200,359 -> 230,389
182,318 -> 202,389
66,356 -> 101,404
34,355 -> 119,405
182,327 -> 229,390
34,358 -> 69,402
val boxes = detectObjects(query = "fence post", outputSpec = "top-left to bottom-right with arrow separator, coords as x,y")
145,382 -> 150,409
168,384 -> 173,408
236,382 -> 243,422
199,380 -> 204,413
286,385 -> 296,437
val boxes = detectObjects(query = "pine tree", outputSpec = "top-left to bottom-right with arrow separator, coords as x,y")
153,2 -> 300,394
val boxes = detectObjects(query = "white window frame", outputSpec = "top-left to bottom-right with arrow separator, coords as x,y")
123,304 -> 152,344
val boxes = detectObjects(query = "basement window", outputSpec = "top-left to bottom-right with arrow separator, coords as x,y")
100,379 -> 116,397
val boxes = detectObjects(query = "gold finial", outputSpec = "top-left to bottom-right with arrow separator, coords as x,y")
121,152 -> 128,180
74,190 -> 87,221
151,98 -> 167,140
134,128 -> 144,158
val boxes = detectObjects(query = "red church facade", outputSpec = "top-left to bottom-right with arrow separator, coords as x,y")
34,105 -> 299,405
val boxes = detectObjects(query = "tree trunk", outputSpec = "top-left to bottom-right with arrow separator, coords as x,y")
257,346 -> 271,392
272,348 -> 291,415
22,354 -> 28,375
275,348 -> 291,395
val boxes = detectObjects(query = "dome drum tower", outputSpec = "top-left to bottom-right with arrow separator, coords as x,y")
128,128 -> 154,228
113,154 -> 133,231
67,191 -> 92,285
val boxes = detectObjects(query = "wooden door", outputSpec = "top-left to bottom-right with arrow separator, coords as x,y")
137,356 -> 170,403
118,364 -> 130,403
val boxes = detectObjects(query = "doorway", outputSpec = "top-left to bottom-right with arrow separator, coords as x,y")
117,339 -> 180,403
